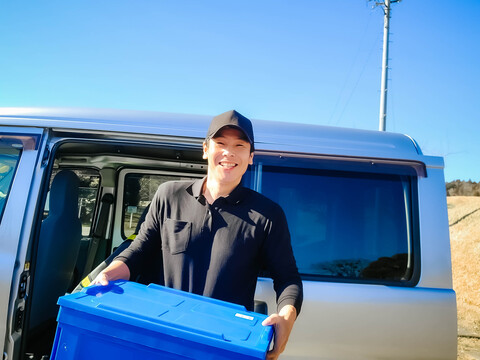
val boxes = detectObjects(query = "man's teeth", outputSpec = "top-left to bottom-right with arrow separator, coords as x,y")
220,162 -> 236,168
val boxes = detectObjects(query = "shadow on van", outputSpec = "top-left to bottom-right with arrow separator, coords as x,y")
312,253 -> 409,281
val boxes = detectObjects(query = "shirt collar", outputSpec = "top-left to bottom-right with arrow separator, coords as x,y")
190,176 -> 247,205
225,184 -> 248,204
191,177 -> 206,199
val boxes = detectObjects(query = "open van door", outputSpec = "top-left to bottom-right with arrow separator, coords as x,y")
0,127 -> 48,360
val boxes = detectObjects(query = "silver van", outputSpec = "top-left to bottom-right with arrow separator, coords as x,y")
0,107 -> 457,359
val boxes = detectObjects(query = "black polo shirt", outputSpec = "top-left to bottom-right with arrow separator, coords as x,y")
116,177 -> 303,314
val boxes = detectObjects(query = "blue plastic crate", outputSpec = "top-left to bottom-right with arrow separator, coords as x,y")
51,280 -> 273,360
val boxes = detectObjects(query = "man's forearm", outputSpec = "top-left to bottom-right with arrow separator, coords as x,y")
262,304 -> 297,360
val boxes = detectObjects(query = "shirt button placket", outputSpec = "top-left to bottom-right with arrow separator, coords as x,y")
203,207 -> 212,235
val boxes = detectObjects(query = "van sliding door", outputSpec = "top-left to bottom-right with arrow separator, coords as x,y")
247,154 -> 456,360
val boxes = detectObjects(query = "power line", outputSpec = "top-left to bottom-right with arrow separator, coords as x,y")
329,9 -> 375,126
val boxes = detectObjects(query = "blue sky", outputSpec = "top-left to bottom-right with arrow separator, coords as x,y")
1,1 -> 479,182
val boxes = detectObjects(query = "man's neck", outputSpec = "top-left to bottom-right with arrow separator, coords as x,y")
203,177 -> 239,204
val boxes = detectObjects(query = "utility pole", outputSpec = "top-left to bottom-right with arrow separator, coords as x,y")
376,0 -> 400,131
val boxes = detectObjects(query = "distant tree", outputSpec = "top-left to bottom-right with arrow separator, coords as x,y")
446,180 -> 480,196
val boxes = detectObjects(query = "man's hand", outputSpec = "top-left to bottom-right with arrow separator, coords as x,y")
262,305 -> 297,360
91,271 -> 111,286
90,260 -> 131,286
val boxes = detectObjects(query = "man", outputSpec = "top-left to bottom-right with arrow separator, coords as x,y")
93,110 -> 303,360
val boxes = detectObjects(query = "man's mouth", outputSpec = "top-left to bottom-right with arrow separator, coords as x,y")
219,161 -> 237,169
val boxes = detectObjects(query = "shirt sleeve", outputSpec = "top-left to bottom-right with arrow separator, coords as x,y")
262,204 -> 303,316
115,185 -> 163,280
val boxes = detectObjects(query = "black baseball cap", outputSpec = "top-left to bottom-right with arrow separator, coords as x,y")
205,110 -> 255,151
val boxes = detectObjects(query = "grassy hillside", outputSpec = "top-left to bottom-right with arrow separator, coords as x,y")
448,196 -> 480,359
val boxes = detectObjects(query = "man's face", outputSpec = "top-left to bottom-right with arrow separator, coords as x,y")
203,127 -> 254,187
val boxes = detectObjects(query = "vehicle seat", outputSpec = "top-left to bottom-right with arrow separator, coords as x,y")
29,170 -> 82,333
72,203 -> 162,293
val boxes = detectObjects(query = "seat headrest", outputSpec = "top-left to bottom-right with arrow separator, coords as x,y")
49,170 -> 80,217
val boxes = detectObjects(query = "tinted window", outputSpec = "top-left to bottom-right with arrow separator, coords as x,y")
0,143 -> 21,221
245,161 -> 417,284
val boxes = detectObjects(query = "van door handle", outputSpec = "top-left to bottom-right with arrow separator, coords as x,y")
254,300 -> 268,315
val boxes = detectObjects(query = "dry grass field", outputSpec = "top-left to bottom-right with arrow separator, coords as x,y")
448,196 -> 480,359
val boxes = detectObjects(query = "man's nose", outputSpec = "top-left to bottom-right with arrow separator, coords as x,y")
222,146 -> 235,156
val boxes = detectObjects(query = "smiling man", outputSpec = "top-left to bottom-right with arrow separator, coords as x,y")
93,110 -> 303,360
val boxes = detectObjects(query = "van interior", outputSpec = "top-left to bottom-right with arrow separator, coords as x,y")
23,138 -> 207,359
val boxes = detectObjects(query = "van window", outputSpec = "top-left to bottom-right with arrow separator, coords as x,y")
76,169 -> 101,236
246,161 -> 417,284
122,173 -> 202,239
0,143 -> 21,221
47,169 -> 100,236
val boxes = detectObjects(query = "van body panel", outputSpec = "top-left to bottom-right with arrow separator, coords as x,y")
255,278 -> 457,360
1,107 -> 423,160
0,127 -> 47,356
417,166 -> 453,289
0,109 -> 457,359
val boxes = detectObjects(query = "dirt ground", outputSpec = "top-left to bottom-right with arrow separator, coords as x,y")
447,196 -> 480,359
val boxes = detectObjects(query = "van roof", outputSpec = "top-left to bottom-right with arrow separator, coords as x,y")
0,107 -> 424,160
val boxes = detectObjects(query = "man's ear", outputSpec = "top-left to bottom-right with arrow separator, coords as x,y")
202,141 -> 208,159
248,151 -> 254,165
